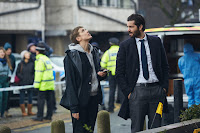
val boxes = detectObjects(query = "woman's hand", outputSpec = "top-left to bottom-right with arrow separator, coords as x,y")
72,113 -> 79,120
97,70 -> 108,77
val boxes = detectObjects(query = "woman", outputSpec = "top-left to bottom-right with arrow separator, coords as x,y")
0,47 -> 12,117
61,26 -> 107,132
16,50 -> 35,116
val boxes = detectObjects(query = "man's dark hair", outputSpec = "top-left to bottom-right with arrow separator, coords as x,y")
127,14 -> 145,31
70,26 -> 83,44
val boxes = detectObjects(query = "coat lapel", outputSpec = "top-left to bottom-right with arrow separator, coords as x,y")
147,35 -> 156,70
130,37 -> 139,63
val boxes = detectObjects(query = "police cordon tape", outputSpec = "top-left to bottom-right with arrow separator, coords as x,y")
0,81 -> 65,92
0,81 -> 109,92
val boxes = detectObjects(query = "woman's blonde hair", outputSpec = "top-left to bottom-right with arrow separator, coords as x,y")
0,47 -> 12,71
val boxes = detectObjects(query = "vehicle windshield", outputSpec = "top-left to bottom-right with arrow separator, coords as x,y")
50,56 -> 64,67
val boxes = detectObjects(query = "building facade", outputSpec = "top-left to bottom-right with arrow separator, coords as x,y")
0,0 -> 135,54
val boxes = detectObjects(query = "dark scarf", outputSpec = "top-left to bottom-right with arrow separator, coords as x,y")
0,58 -> 7,65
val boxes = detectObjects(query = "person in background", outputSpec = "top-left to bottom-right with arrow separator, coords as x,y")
116,14 -> 169,132
91,42 -> 106,110
27,43 -> 36,63
91,42 -> 103,58
36,41 -> 57,113
4,43 -> 15,73
27,42 -> 54,112
32,43 -> 55,121
16,50 -> 35,116
100,37 -> 123,112
3,42 -> 15,117
43,42 -> 54,57
178,43 -> 200,108
0,47 -> 12,118
61,26 -> 107,132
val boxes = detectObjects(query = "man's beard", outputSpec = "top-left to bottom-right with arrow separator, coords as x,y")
132,28 -> 141,38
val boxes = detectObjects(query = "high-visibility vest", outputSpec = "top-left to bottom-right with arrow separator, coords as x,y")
34,54 -> 54,91
100,45 -> 119,75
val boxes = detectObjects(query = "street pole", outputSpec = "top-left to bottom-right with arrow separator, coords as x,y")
173,79 -> 183,123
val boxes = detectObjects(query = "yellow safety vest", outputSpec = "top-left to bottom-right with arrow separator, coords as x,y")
100,45 -> 119,75
34,54 -> 54,91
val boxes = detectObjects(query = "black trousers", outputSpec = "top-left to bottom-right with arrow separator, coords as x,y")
37,90 -> 53,119
129,85 -> 165,133
71,96 -> 99,133
108,74 -> 117,111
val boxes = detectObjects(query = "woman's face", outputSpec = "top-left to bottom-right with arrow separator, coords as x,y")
0,49 -> 5,59
24,52 -> 30,60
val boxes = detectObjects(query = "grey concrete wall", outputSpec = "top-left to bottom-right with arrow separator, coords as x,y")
0,1 -> 44,31
45,0 -> 135,32
15,34 -> 28,53
46,35 -> 70,56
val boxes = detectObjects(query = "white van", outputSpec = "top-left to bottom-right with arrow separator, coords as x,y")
145,23 -> 200,105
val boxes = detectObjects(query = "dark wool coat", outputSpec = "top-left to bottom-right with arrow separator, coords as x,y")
116,35 -> 169,119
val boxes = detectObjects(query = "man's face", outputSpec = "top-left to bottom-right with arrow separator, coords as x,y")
30,45 -> 36,53
76,28 -> 92,42
6,48 -> 12,56
127,20 -> 141,38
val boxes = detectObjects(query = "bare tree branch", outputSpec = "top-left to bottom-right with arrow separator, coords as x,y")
152,0 -> 200,25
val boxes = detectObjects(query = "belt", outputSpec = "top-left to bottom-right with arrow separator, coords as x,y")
135,82 -> 159,87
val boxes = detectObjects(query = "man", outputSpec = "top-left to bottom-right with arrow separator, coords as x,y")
4,42 -> 15,117
178,43 -> 200,108
60,26 -> 107,133
101,37 -> 123,112
27,43 -> 36,63
32,43 -> 55,121
116,14 -> 169,132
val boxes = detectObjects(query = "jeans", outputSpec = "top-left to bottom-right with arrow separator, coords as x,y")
0,76 -> 9,117
19,89 -> 33,104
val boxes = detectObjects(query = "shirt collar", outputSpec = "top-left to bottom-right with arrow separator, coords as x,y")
135,34 -> 147,43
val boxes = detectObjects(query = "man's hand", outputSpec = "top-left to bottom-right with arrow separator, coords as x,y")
163,88 -> 166,93
72,113 -> 79,120
128,93 -> 131,99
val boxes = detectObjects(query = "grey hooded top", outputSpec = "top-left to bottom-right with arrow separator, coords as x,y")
68,43 -> 99,96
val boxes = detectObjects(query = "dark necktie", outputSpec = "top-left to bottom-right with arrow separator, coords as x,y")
139,39 -> 149,80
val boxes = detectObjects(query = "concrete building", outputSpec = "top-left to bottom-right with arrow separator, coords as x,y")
0,0 -> 136,55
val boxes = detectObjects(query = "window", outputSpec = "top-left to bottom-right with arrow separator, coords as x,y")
98,0 -> 102,6
79,0 -> 133,8
107,0 -> 110,6
5,0 -> 38,2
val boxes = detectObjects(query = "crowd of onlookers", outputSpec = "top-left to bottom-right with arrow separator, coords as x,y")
0,42 -> 56,121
